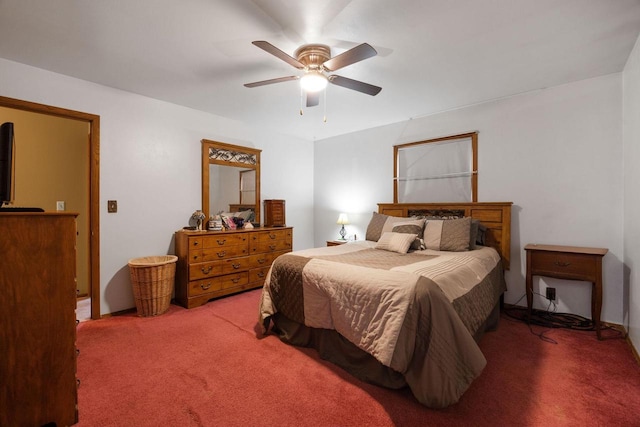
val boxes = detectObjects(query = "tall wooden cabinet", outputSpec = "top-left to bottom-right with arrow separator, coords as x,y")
0,212 -> 79,426
175,227 -> 293,308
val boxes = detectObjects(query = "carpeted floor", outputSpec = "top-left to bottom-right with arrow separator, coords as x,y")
75,289 -> 640,426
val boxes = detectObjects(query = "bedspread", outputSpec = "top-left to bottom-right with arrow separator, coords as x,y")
258,241 -> 506,407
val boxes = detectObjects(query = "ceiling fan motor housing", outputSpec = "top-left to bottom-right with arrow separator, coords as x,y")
295,44 -> 331,70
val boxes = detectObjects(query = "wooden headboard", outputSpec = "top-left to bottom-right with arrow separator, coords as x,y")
378,202 -> 513,270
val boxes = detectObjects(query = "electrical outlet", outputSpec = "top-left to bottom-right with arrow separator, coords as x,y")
56,201 -> 65,211
107,200 -> 118,213
546,287 -> 556,301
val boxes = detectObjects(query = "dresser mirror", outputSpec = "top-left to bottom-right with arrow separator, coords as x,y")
201,139 -> 261,223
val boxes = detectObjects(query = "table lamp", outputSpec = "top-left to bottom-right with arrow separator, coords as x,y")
336,213 -> 349,240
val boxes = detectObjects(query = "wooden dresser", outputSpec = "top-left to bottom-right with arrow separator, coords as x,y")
175,227 -> 293,308
0,212 -> 79,427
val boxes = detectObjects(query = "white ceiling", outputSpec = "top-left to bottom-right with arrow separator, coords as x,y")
1,0 -> 639,141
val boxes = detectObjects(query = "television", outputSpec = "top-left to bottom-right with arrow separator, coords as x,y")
0,122 -> 14,207
0,123 -> 43,212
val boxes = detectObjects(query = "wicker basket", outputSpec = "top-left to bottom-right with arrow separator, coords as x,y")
128,255 -> 177,317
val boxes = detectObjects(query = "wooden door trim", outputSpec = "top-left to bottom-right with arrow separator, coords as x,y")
0,96 -> 101,319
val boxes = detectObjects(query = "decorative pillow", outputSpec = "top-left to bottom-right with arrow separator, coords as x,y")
423,217 -> 471,251
365,212 -> 425,242
375,232 -> 417,254
392,224 -> 424,250
469,219 -> 479,250
476,222 -> 488,246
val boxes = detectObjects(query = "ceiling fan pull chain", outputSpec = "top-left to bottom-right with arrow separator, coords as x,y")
323,89 -> 327,123
299,86 -> 304,116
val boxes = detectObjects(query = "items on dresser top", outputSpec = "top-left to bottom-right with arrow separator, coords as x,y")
175,227 -> 293,309
263,199 -> 286,227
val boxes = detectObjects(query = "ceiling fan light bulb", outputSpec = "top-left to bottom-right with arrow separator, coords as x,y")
300,73 -> 328,92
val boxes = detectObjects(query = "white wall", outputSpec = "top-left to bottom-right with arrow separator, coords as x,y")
0,58 -> 315,315
315,74 -> 625,325
623,34 -> 640,351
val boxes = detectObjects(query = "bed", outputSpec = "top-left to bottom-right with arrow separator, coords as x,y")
259,202 -> 512,408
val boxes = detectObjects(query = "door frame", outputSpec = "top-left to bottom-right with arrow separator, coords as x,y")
0,96 -> 101,319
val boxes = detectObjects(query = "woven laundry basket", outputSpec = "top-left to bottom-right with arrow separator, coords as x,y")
128,255 -> 177,317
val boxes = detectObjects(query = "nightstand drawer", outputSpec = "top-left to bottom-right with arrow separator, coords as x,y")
529,251 -> 597,281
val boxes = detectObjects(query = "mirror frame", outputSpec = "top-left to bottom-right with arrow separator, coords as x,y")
201,139 -> 261,223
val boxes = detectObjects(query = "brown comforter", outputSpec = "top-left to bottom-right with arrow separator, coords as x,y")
259,242 -> 506,407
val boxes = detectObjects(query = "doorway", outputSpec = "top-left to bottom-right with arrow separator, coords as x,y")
0,96 -> 100,319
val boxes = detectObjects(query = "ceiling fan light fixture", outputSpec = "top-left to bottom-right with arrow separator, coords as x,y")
300,71 -> 328,92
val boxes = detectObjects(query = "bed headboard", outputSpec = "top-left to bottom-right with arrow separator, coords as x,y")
377,202 -> 513,270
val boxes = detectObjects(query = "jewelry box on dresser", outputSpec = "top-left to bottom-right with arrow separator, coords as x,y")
175,226 -> 292,308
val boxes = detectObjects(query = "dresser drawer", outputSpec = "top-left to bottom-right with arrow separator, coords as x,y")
200,244 -> 248,261
188,272 -> 249,297
187,234 -> 246,249
201,234 -> 247,248
249,266 -> 270,283
250,229 -> 292,244
189,261 -> 224,280
251,239 -> 292,253
221,256 -> 251,274
529,251 -> 597,280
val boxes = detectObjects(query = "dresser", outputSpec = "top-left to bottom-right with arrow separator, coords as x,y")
0,212 -> 79,426
175,227 -> 293,308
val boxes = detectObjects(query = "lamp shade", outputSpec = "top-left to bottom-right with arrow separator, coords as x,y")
336,213 -> 349,225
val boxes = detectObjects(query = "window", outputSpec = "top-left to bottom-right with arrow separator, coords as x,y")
394,132 -> 477,203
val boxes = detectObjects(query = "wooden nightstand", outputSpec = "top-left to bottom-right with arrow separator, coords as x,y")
524,244 -> 608,339
327,240 -> 348,247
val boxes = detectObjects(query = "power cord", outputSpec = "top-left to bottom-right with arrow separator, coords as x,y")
503,292 -> 624,343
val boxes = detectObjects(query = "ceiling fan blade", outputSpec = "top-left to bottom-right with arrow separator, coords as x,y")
252,41 -> 305,69
329,75 -> 382,96
322,43 -> 377,72
306,92 -> 320,107
244,75 -> 299,88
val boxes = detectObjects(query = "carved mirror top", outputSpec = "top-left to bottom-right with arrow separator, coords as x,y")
202,139 -> 261,223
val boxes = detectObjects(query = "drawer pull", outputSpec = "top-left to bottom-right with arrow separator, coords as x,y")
257,272 -> 265,278
269,233 -> 277,239
216,239 -> 226,245
269,244 -> 276,250
232,278 -> 240,283
192,255 -> 199,261
200,283 -> 212,290
257,258 -> 267,264
554,261 -> 571,267
232,263 -> 241,269
201,266 -> 213,274
193,241 -> 199,246
217,251 -> 227,258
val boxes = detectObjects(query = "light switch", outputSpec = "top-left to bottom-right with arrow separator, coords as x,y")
107,200 -> 117,213
56,201 -> 65,211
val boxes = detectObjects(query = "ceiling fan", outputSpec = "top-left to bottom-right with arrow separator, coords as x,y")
244,41 -> 382,108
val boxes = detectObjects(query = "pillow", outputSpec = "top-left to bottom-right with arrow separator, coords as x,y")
236,209 -> 255,222
365,212 -> 425,242
423,217 -> 471,251
469,219 -> 479,250
375,232 -> 417,254
392,223 -> 424,250
476,222 -> 488,246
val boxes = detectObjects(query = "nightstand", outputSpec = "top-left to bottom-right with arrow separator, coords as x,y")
327,240 -> 348,247
524,244 -> 608,339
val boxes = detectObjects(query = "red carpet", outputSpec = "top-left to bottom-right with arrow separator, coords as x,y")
76,289 -> 640,426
